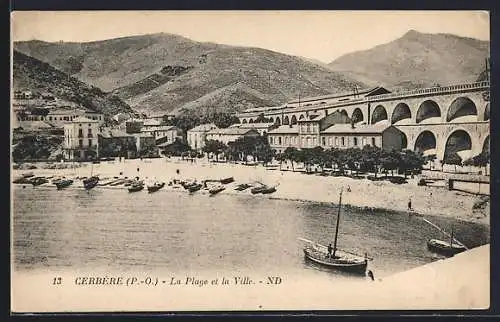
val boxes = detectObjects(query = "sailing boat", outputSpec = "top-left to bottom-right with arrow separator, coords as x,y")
83,162 -> 99,191
301,189 -> 370,274
424,219 -> 467,257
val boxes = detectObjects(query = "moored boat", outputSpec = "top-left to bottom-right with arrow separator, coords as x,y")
128,182 -> 145,193
300,189 -> 371,274
235,183 -> 252,191
220,177 -> 234,184
427,239 -> 467,257
83,176 -> 99,190
147,182 -> 165,193
261,186 -> 277,194
55,179 -> 73,190
250,185 -> 267,194
209,184 -> 225,195
31,177 -> 49,186
188,183 -> 203,193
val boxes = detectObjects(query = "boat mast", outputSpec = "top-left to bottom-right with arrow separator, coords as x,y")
332,189 -> 343,258
450,226 -> 454,248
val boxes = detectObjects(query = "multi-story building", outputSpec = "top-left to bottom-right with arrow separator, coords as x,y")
17,107 -> 105,127
63,116 -> 100,161
268,116 -> 406,154
205,127 -> 260,145
186,123 -> 219,151
141,125 -> 183,144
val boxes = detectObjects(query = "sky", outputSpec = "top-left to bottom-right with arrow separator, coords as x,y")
11,11 -> 490,63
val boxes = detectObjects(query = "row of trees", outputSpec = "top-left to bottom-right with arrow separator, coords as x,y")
200,137 -> 432,178
274,145 -> 429,178
163,112 -> 240,132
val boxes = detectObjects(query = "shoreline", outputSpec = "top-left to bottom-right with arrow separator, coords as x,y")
11,157 -> 490,226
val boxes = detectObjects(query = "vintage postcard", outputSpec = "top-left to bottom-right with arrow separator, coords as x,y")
10,10 -> 490,312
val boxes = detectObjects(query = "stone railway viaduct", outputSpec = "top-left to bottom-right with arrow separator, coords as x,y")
236,81 -> 490,161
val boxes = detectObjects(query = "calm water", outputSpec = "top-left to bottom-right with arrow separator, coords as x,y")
12,185 -> 490,280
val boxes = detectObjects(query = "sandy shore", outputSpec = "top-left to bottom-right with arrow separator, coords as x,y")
12,157 -> 490,225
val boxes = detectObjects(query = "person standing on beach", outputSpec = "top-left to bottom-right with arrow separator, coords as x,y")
328,243 -> 333,258
408,198 -> 412,211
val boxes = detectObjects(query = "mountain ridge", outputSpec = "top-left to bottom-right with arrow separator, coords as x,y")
328,30 -> 490,90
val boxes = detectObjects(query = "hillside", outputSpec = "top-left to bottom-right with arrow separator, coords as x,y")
12,50 -> 135,118
328,30 -> 490,90
14,33 -> 366,116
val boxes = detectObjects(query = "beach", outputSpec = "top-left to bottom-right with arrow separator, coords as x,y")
12,157 -> 490,225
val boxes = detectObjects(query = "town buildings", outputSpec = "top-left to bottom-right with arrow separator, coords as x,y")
63,116 -> 100,161
205,127 -> 261,145
186,123 -> 219,151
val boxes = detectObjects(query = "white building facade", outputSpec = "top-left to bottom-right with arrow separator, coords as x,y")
63,116 -> 100,161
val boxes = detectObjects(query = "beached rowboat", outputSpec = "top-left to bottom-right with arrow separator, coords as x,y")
55,179 -> 73,190
128,182 -> 144,193
147,182 -> 165,193
427,239 -> 467,257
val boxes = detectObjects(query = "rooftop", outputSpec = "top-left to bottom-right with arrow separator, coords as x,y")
188,123 -> 218,132
71,116 -> 100,123
322,122 -> 391,134
141,125 -> 178,132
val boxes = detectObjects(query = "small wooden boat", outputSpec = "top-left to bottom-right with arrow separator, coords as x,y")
147,182 -> 165,193
301,189 -> 371,274
234,183 -> 252,191
13,176 -> 32,184
251,185 -> 267,194
422,218 -> 468,257
83,176 -> 99,190
31,177 -> 49,186
261,186 -> 277,194
188,183 -> 203,193
220,177 -> 234,184
427,239 -> 467,257
55,179 -> 73,190
209,184 -> 225,195
128,182 -> 144,193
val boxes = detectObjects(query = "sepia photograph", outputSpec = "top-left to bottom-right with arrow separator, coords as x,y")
10,10 -> 490,312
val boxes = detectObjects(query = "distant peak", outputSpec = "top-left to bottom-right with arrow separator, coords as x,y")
403,29 -> 422,37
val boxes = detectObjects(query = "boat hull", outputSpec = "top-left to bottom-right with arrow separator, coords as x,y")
147,183 -> 165,193
128,185 -> 144,193
83,177 -> 99,190
303,247 -> 368,274
427,239 -> 467,257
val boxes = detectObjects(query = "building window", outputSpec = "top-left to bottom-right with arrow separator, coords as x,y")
372,137 -> 376,147
78,129 -> 83,137
269,137 -> 273,144
307,124 -> 311,133
88,128 -> 93,137
335,137 -> 338,146
341,137 -> 345,146
79,139 -> 83,148
362,137 -> 367,146
354,137 -> 358,146
285,136 -> 289,145
322,137 -> 326,146
278,137 -> 282,145
88,139 -> 93,147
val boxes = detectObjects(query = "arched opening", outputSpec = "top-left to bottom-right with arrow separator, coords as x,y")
351,108 -> 364,124
400,132 -> 408,149
414,131 -> 437,154
444,130 -> 472,162
391,103 -> 411,124
416,100 -> 441,123
283,115 -> 290,125
483,135 -> 490,154
340,109 -> 348,118
371,105 -> 388,124
484,103 -> 490,121
299,114 -> 305,120
242,119 -> 248,124
249,119 -> 254,123
446,97 -> 477,122
275,117 -> 281,126
269,117 -> 274,123
290,115 -> 298,125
